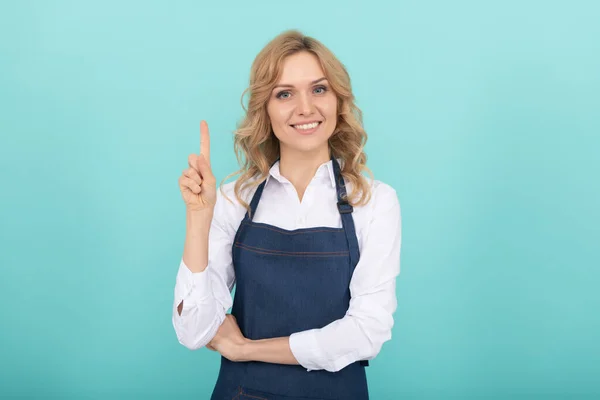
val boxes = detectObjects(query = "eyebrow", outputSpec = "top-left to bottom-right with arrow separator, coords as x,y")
273,77 -> 328,89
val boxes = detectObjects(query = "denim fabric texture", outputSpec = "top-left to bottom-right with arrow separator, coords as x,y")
210,157 -> 369,400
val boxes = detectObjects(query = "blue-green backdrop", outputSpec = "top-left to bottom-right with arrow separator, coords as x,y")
1,1 -> 599,399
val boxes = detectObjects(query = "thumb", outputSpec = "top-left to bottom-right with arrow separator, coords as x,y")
196,154 -> 215,185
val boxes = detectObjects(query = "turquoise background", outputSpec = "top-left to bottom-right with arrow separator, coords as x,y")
1,0 -> 599,398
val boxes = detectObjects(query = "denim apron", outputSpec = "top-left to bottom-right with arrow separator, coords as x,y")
210,157 -> 369,400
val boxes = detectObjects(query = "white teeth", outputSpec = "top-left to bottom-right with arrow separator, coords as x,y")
294,122 -> 319,130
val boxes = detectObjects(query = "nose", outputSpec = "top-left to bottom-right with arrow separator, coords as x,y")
297,92 -> 315,116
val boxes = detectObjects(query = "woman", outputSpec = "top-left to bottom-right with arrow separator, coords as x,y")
173,30 -> 401,400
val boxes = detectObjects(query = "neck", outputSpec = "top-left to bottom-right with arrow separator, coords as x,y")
278,146 -> 331,202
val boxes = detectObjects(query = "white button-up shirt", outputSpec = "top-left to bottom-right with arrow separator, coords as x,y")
172,159 -> 402,373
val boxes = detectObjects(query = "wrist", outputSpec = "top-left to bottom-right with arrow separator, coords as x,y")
186,209 -> 213,232
239,338 -> 253,362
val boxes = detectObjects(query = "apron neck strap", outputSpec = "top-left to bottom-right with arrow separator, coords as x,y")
246,157 -> 279,220
331,156 -> 354,215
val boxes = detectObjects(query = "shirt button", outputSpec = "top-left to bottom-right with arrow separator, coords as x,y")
296,216 -> 306,227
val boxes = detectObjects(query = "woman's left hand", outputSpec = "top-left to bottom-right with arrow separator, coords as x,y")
207,314 -> 250,362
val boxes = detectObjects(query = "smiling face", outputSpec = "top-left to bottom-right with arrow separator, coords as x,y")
266,51 -> 338,158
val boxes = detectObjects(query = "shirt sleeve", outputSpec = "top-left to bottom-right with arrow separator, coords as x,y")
289,183 -> 402,372
172,188 -> 237,350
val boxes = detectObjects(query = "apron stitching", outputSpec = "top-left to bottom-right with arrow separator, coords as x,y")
235,242 -> 349,256
240,391 -> 268,400
233,245 -> 349,257
231,386 -> 243,400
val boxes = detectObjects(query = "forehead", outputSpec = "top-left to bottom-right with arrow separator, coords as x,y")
277,51 -> 325,84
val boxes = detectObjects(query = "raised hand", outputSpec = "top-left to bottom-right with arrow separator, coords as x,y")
179,120 -> 217,212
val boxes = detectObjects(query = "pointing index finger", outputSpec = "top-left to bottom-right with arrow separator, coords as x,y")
200,120 -> 211,164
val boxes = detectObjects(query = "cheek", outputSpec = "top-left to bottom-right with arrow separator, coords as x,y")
268,102 -> 293,126
319,94 -> 337,116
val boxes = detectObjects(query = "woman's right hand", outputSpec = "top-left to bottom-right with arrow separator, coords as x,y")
179,120 -> 217,212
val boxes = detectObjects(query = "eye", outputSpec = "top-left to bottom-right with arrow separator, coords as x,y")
313,85 -> 328,95
276,90 -> 291,99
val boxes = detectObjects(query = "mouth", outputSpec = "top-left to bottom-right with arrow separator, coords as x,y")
290,121 -> 322,135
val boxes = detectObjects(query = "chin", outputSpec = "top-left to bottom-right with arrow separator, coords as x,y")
275,126 -> 334,154
281,140 -> 330,155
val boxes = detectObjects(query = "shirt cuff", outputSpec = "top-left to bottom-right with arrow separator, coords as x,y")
289,329 -> 326,372
175,258 -> 213,311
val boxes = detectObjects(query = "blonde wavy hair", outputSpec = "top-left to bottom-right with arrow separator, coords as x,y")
221,30 -> 373,214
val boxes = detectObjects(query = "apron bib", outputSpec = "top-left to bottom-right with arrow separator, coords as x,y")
211,157 -> 369,400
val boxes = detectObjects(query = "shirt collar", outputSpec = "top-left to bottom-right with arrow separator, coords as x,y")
265,158 -> 339,188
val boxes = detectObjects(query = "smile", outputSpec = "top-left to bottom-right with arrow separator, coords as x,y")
291,121 -> 322,134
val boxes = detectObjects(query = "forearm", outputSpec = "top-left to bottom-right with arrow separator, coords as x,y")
241,337 -> 300,366
177,210 -> 213,316
183,210 -> 213,273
